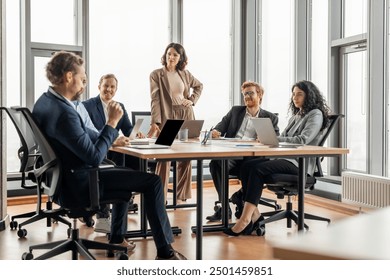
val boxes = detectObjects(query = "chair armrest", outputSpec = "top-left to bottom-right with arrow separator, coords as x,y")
71,164 -> 115,211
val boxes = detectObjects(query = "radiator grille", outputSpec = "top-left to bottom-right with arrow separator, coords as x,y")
342,171 -> 390,208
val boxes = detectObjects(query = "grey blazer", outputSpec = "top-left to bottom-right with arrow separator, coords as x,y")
278,109 -> 325,176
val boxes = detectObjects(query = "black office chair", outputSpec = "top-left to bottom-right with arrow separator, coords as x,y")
256,114 -> 344,234
1,107 -> 71,238
12,107 -> 128,260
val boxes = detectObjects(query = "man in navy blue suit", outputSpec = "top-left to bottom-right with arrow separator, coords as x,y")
32,50 -> 186,260
83,74 -> 140,233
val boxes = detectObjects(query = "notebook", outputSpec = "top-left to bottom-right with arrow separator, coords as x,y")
180,120 -> 204,138
131,119 -> 185,149
251,118 -> 303,148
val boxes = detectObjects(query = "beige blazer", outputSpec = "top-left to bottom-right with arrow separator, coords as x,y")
149,67 -> 203,126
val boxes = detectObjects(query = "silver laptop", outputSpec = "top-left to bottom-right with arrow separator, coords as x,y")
128,119 -> 149,145
180,120 -> 204,138
131,119 -> 185,149
251,118 -> 303,148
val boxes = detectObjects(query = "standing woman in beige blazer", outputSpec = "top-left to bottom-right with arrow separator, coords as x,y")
148,43 -> 203,201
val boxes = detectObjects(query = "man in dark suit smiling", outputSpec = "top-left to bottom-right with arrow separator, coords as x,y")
83,74 -> 140,233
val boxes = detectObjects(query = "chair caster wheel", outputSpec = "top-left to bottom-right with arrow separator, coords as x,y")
106,250 -> 115,258
22,252 -> 33,260
17,228 -> 27,238
256,226 -> 265,236
85,218 -> 95,227
10,220 -> 18,230
118,253 -> 128,260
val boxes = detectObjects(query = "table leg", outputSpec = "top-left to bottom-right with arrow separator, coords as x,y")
140,158 -> 147,235
221,159 -> 229,227
196,159 -> 203,260
124,158 -> 182,239
298,157 -> 306,231
191,159 -> 230,233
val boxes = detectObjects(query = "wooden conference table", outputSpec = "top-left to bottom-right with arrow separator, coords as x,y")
112,140 -> 348,260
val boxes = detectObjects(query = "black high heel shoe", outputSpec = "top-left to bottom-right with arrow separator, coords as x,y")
223,221 -> 253,236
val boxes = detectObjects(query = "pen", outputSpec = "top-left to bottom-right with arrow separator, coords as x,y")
235,144 -> 254,147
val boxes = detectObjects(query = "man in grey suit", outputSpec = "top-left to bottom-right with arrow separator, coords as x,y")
206,81 -> 279,222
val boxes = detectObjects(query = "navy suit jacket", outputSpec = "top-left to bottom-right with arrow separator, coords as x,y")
82,95 -> 133,136
32,90 -> 119,208
214,106 -> 280,137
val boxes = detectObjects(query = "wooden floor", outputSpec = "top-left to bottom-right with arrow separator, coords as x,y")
0,183 -> 360,260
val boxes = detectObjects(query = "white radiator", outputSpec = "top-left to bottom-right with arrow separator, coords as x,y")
342,171 -> 390,208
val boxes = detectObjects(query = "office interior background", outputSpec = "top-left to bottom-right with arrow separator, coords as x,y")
0,0 -> 389,208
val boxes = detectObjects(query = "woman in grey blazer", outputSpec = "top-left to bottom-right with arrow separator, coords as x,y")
224,80 -> 331,236
148,43 -> 203,201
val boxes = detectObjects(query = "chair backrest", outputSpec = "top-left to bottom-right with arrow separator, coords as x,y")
318,114 -> 344,147
131,111 -> 151,135
1,107 -> 38,171
1,106 -> 39,188
313,114 -> 344,177
15,107 -> 62,199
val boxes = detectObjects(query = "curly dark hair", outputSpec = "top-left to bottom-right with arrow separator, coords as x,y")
161,43 -> 188,71
46,51 -> 84,86
289,80 -> 330,130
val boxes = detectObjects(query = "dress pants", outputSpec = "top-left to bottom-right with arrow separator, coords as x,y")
209,156 -> 263,201
154,104 -> 195,201
98,167 -> 174,248
239,158 -> 299,205
96,151 -> 140,219
156,160 -> 192,200
209,159 -> 244,201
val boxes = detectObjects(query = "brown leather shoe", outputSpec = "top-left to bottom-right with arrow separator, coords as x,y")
111,239 -> 136,252
155,250 -> 187,260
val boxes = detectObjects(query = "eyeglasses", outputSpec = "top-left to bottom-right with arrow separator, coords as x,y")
242,91 -> 256,96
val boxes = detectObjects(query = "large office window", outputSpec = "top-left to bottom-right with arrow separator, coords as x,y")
6,0 -> 21,173
88,0 -> 169,113
341,46 -> 368,173
260,0 -> 295,130
182,0 -> 232,129
311,0 -> 329,96
31,0 -> 78,45
387,2 -> 390,176
343,0 -> 367,38
311,0 -> 330,174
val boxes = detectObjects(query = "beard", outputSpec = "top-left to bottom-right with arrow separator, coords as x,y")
72,90 -> 84,101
